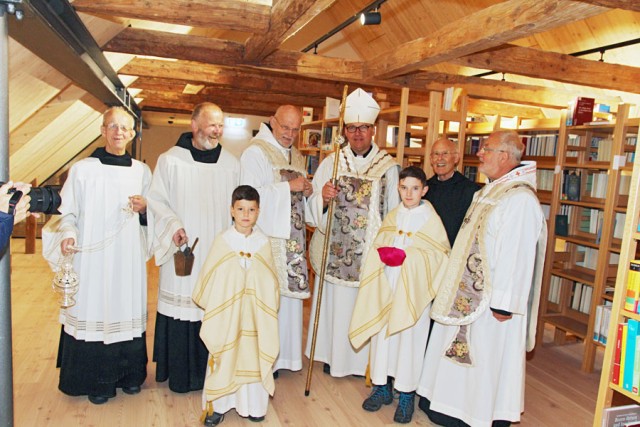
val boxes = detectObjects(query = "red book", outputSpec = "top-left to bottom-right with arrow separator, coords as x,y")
571,97 -> 595,126
612,322 -> 624,385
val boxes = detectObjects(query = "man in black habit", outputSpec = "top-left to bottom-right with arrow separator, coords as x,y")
423,137 -> 480,246
147,102 -> 240,393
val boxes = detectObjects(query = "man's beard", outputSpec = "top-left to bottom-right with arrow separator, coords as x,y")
197,134 -> 219,150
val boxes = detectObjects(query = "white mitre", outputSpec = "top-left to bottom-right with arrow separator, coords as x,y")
343,88 -> 380,124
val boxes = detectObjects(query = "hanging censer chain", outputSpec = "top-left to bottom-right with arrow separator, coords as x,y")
52,202 -> 135,308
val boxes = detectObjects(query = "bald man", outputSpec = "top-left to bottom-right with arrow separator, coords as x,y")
240,105 -> 313,377
148,102 -> 240,393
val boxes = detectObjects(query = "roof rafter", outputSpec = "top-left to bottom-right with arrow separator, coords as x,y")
244,0 -> 336,62
454,44 -> 640,94
364,0 -> 606,79
72,0 -> 271,33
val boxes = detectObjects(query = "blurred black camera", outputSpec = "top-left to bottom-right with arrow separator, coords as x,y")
2,182 -> 62,215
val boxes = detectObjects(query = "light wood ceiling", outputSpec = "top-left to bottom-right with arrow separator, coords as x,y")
7,0 -> 640,184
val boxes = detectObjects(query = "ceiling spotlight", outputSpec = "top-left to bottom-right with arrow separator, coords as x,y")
360,10 -> 381,26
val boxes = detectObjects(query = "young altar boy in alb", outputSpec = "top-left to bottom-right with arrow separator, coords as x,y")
349,166 -> 450,423
192,185 -> 280,426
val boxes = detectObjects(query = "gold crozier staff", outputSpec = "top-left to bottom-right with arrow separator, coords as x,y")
305,85 -> 348,396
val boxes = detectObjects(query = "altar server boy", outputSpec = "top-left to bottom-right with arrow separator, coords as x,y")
193,185 -> 279,426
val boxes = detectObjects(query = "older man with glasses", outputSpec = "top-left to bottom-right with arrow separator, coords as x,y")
423,137 -> 480,247
239,105 -> 313,383
305,88 -> 400,379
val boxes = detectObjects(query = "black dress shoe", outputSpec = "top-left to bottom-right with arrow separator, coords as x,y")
323,363 -> 330,375
122,385 -> 141,395
88,395 -> 109,405
272,370 -> 279,380
203,412 -> 224,426
248,416 -> 265,422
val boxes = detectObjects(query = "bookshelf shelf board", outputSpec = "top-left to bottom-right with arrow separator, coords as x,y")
299,147 -> 320,153
551,267 -> 595,285
560,200 -> 606,210
523,156 -> 556,169
602,293 -> 613,302
464,158 -> 480,166
537,190 -> 552,205
542,314 -> 588,339
559,234 -> 600,249
383,147 -> 425,156
620,309 -> 640,322
300,119 -> 325,127
633,232 -> 640,241
608,383 -> 640,403
569,124 -> 617,131
561,162 -> 611,171
593,340 -> 605,348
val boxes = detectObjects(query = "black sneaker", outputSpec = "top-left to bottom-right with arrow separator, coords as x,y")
204,412 -> 224,426
323,363 -> 331,375
248,416 -> 265,422
394,391 -> 415,424
362,383 -> 393,412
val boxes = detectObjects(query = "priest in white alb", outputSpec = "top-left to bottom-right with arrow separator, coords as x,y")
147,102 -> 240,393
305,88 -> 400,377
42,107 -> 153,405
417,130 -> 547,427
240,105 -> 312,376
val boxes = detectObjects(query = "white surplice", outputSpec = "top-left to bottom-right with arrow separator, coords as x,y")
417,165 -> 546,427
304,144 -> 399,377
240,123 -> 305,372
368,202 -> 437,392
42,158 -> 153,344
148,145 -> 239,321
205,227 -> 273,418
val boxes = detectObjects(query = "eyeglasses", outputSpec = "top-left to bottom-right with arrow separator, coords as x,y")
104,123 -> 133,132
479,146 -> 506,154
273,116 -> 300,134
345,124 -> 373,133
430,151 -> 456,158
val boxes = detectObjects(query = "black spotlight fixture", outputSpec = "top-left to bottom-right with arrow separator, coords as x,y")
360,9 -> 381,25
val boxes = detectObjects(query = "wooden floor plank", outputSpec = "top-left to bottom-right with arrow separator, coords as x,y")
9,239 -> 599,426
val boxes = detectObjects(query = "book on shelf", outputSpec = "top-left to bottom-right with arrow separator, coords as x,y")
325,97 -> 340,119
564,171 -> 581,201
620,323 -> 629,389
625,261 -> 640,314
303,129 -> 322,147
613,323 -> 624,385
567,96 -> 595,126
600,305 -> 612,345
634,332 -> 640,394
623,319 -> 638,392
392,127 -> 410,147
555,214 -> 569,237
601,404 -> 640,427
302,107 -> 313,123
306,155 -> 320,176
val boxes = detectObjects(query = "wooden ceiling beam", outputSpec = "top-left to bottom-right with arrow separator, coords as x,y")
104,28 -> 245,66
467,99 -> 546,119
138,89 -> 284,117
399,72 -> 622,109
364,0 -> 606,79
244,0 -> 336,62
575,0 -> 640,12
132,77 -> 328,109
72,0 -> 271,33
104,28 -> 363,81
453,45 -> 640,94
120,58 -> 348,99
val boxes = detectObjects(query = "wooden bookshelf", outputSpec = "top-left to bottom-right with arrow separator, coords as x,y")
538,103 -> 639,373
593,113 -> 640,425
